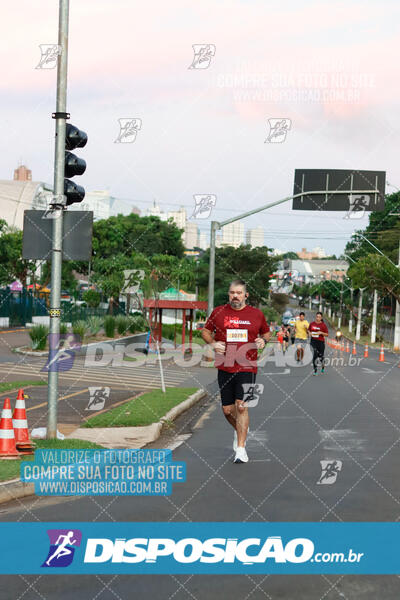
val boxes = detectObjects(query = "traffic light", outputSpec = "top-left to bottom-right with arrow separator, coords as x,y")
64,123 -> 87,206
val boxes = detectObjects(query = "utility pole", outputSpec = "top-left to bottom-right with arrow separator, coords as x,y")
393,240 -> 400,351
355,288 -> 365,341
371,289 -> 378,344
348,287 -> 354,333
47,0 -> 69,438
338,281 -> 343,329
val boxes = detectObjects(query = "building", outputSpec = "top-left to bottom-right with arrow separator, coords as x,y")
246,227 -> 265,248
14,165 -> 32,181
297,246 -> 327,260
147,201 -> 167,220
0,180 -> 52,229
221,221 -> 244,248
198,231 -> 208,250
184,222 -> 199,249
278,258 -> 348,284
167,207 -> 186,230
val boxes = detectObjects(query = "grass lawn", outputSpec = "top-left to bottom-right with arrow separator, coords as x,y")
0,380 -> 46,394
0,438 -> 104,483
83,387 -> 198,428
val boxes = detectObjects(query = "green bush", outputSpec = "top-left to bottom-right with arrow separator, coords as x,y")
128,315 -> 147,333
104,315 -> 115,338
115,315 -> 130,335
86,316 -> 103,336
29,324 -> 49,351
60,322 -> 68,335
72,320 -> 88,341
82,289 -> 101,308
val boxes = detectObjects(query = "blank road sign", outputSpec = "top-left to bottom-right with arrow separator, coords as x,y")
22,210 -> 93,260
292,169 -> 386,211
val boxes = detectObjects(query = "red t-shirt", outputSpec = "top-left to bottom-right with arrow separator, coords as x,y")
308,321 -> 328,342
204,304 -> 269,373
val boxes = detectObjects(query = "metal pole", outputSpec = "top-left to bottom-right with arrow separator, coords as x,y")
207,221 -> 218,316
355,288 -> 364,341
393,240 -> 400,350
371,289 -> 378,344
47,0 -> 69,438
348,287 -> 353,333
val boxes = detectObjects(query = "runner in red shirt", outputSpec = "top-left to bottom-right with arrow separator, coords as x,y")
202,279 -> 270,463
308,312 -> 329,375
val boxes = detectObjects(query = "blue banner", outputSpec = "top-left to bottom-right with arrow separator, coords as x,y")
0,522 -> 399,574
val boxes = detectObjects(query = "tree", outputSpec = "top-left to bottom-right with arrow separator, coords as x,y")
197,245 -> 278,307
0,221 -> 36,287
82,289 -> 101,307
92,213 -> 185,261
345,191 -> 400,263
348,254 -> 400,304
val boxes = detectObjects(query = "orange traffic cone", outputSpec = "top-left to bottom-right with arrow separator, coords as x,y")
341,340 -> 345,352
364,343 -> 369,358
12,389 -> 34,454
0,398 -> 20,459
378,344 -> 385,362
346,341 -> 350,353
352,341 -> 357,355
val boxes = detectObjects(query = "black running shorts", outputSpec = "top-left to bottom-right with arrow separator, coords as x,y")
217,370 -> 256,406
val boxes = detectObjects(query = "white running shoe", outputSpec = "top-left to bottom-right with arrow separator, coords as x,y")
234,447 -> 249,463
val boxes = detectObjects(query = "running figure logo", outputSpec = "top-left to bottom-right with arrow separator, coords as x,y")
188,44 -> 216,69
42,334 -> 81,373
86,387 -> 110,411
344,194 -> 370,219
191,195 -> 217,219
114,118 -> 142,143
317,459 -> 342,485
35,44 -> 61,69
265,118 -> 291,143
242,383 -> 264,407
42,529 -> 82,568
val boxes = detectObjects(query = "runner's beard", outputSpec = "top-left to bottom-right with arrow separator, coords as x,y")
230,299 -> 244,309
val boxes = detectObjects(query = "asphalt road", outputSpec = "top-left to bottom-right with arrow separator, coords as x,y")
0,319 -> 399,599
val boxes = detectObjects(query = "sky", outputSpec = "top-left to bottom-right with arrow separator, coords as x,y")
1,0 -> 400,256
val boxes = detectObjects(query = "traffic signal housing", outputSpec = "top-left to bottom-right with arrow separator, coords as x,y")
64,123 -> 87,206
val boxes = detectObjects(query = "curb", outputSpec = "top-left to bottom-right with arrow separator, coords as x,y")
0,478 -> 34,504
0,388 -> 207,504
69,388 -> 207,447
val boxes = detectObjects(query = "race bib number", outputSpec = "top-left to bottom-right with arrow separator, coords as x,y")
226,328 -> 248,342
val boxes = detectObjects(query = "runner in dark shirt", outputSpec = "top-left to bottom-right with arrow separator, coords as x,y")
308,312 -> 329,375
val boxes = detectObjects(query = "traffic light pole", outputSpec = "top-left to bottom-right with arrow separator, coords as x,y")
47,0 -> 69,438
